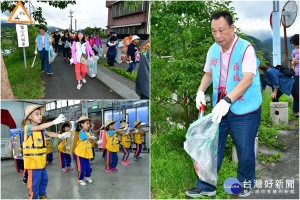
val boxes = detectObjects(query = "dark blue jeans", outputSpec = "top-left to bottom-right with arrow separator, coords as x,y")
127,62 -> 136,73
196,107 -> 261,191
39,49 -> 52,73
291,76 -> 299,113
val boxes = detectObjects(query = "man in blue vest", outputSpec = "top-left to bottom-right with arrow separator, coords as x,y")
34,27 -> 53,74
186,11 -> 262,198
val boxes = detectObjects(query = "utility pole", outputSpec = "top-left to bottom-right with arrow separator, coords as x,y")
68,10 -> 74,32
75,19 -> 77,31
272,1 -> 281,66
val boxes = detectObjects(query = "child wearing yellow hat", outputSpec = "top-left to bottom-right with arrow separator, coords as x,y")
57,121 -> 74,172
133,121 -> 147,161
74,116 -> 101,186
119,122 -> 134,165
21,105 -> 71,199
104,120 -> 124,172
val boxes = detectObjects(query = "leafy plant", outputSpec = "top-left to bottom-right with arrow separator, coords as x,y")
98,60 -> 137,82
258,152 -> 282,163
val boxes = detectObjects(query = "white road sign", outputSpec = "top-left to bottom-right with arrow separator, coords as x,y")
16,24 -> 29,47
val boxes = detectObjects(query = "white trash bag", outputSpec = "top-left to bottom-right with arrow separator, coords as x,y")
184,113 -> 219,186
87,56 -> 99,78
49,46 -> 57,64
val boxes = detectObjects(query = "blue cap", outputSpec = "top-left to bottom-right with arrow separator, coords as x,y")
77,30 -> 84,34
110,31 -> 117,34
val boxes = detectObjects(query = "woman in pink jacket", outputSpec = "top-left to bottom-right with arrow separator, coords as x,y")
87,33 -> 95,48
71,31 -> 95,90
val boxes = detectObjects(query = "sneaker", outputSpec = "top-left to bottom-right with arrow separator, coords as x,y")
85,177 -> 93,183
238,187 -> 252,198
41,69 -> 46,73
186,187 -> 216,198
82,78 -> 86,83
19,169 -> 24,173
125,161 -> 131,165
77,180 -> 86,186
48,162 -> 53,165
23,177 -> 27,184
47,71 -> 53,75
138,156 -> 142,159
90,160 -> 96,164
38,195 -> 48,199
133,157 -> 139,161
121,161 -> 129,165
105,169 -> 113,173
294,112 -> 299,117
61,168 -> 68,173
67,166 -> 73,171
77,83 -> 82,90
111,168 -> 118,172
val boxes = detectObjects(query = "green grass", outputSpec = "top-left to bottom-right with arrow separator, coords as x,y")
258,152 -> 282,163
3,54 -> 45,99
98,60 -> 137,82
257,90 -> 296,149
151,128 -> 238,199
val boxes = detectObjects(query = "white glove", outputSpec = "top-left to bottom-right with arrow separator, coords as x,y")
196,91 -> 206,110
53,114 -> 66,125
124,123 -> 129,131
129,60 -> 133,63
58,132 -> 71,139
96,140 -> 102,145
34,50 -> 37,56
212,99 -> 231,123
90,136 -> 97,140
69,58 -> 74,65
104,54 -> 106,58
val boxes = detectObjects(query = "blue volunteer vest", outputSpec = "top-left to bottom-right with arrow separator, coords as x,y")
36,33 -> 51,51
209,37 -> 262,115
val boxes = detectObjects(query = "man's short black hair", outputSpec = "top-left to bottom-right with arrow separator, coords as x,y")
210,11 -> 234,27
39,27 -> 45,30
290,34 -> 299,45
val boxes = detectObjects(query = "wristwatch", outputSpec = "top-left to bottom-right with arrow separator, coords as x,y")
222,96 -> 232,104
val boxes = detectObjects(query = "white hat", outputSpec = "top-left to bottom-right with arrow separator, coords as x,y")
132,35 -> 140,41
55,29 -> 58,31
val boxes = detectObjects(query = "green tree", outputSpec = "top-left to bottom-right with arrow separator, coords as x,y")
1,1 -> 76,25
151,1 -> 267,132
84,26 -> 107,39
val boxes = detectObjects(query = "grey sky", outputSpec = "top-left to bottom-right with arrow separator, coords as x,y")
2,0 -> 108,30
232,0 -> 299,40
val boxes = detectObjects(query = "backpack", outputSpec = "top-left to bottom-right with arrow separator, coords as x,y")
274,65 -> 295,77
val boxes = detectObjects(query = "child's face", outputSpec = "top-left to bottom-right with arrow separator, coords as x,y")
81,121 -> 91,131
64,126 -> 70,132
136,124 -> 141,129
109,124 -> 115,130
28,109 -> 42,125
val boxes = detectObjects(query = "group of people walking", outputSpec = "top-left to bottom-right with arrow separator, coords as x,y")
15,104 -> 148,198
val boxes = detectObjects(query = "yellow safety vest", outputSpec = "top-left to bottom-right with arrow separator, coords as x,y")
46,139 -> 52,154
105,131 -> 119,152
134,130 -> 144,144
57,138 -> 67,153
121,134 -> 131,148
23,125 -> 47,169
74,131 -> 93,159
